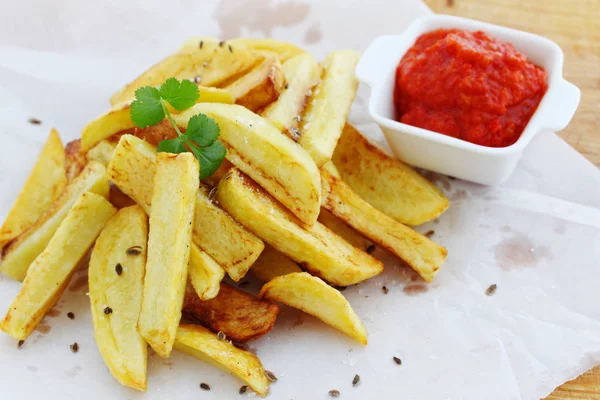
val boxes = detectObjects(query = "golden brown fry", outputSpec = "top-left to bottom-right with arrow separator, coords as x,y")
259,272 -> 368,344
174,103 -> 321,225
0,129 -> 66,250
317,209 -> 372,252
107,135 -> 263,280
1,162 -> 109,281
320,167 -> 447,282
225,56 -> 285,112
261,53 -> 321,139
183,283 -> 279,343
89,205 -> 148,391
83,87 -> 234,151
227,38 -> 305,62
65,139 -> 87,182
111,40 -> 260,105
86,139 -> 117,167
217,169 -> 383,286
250,244 -> 302,283
0,192 -> 116,340
299,50 -> 360,166
188,244 -> 225,301
174,324 -> 270,397
137,153 -> 198,358
332,124 -> 450,225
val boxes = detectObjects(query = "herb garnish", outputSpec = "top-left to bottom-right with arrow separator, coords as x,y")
130,78 -> 226,179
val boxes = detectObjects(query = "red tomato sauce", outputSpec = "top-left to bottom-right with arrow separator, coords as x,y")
394,29 -> 548,147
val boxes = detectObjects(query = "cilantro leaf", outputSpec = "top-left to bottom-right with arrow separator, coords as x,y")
185,114 -> 220,147
157,137 -> 186,154
159,78 -> 199,111
189,141 -> 226,180
130,86 -> 164,127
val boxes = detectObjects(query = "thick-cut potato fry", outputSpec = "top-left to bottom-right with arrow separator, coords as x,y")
227,38 -> 305,62
1,162 -> 109,281
333,124 -> 450,225
320,167 -> 447,282
0,129 -> 66,250
86,139 -> 117,167
299,50 -> 360,166
250,244 -> 302,282
317,209 -> 372,252
89,205 -> 148,391
138,153 -> 198,358
82,87 -> 234,151
261,53 -> 321,139
0,192 -> 116,340
217,170 -> 383,286
174,103 -> 321,225
183,283 -> 279,343
111,40 -> 260,105
65,139 -> 87,182
174,324 -> 270,397
188,245 -> 225,301
225,56 -> 284,112
259,272 -> 368,344
107,135 -> 263,280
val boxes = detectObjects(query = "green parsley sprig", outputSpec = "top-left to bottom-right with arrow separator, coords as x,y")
129,78 -> 226,179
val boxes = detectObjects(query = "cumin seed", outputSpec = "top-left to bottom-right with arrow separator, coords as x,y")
424,230 -> 435,238
485,284 -> 497,296
200,382 -> 210,391
67,312 -> 75,320
104,306 -> 113,315
70,342 -> 79,353
126,246 -> 142,255
265,370 -> 278,382
217,331 -> 226,341
393,356 -> 402,365
239,385 -> 248,394
115,263 -> 123,275
199,40 -> 204,49
208,187 -> 218,201
219,40 -> 225,47
228,45 -> 233,53
17,340 -> 24,349
329,389 -> 340,397
28,117 -> 41,125
352,374 -> 360,386
382,285 -> 389,294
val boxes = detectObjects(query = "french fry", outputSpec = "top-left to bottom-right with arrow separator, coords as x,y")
217,169 -> 383,286
261,53 -> 321,140
82,87 -> 234,151
174,103 -> 321,225
332,124 -> 450,225
107,135 -> 263,280
1,162 -> 109,281
110,39 -> 260,105
183,283 -> 279,343
137,153 -> 198,358
227,38 -> 305,62
0,192 -> 116,340
225,56 -> 285,112
317,209 -> 372,252
299,50 -> 360,166
188,244 -> 225,301
86,139 -> 117,167
174,324 -> 270,397
89,205 -> 148,391
320,167 -> 447,282
250,244 -> 302,283
259,272 -> 368,344
0,129 -> 66,250
64,139 -> 87,182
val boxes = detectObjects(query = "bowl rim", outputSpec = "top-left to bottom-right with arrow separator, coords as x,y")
362,14 -> 569,157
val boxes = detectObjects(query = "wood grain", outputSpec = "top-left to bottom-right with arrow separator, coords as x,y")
423,1 -> 600,397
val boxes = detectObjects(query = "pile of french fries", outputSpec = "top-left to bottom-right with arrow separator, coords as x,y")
0,38 -> 449,396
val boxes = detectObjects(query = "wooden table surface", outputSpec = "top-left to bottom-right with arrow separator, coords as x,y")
424,0 -> 600,398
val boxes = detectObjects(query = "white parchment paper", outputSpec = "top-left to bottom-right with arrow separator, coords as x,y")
0,1 -> 599,399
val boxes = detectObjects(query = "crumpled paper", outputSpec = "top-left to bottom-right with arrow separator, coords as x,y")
1,1 -> 599,399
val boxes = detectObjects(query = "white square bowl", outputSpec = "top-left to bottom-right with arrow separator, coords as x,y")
356,15 -> 580,185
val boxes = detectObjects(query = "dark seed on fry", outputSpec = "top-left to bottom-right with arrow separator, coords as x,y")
194,75 -> 201,84
17,340 -> 24,348
382,286 -> 389,294
67,312 -> 75,320
217,331 -> 226,341
284,83 -> 289,89
208,187 -> 218,201
352,374 -> 360,386
70,342 -> 79,353
229,45 -> 233,53
219,40 -> 225,47
200,383 -> 210,391
393,356 -> 402,365
115,263 -> 123,275
485,284 -> 497,296
424,230 -> 435,238
329,389 -> 340,397
239,385 -> 248,394
104,307 -> 113,315
265,370 -> 278,382
223,172 -> 233,180
28,117 -> 41,125
199,40 -> 204,49
366,244 -> 376,254
126,246 -> 142,255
